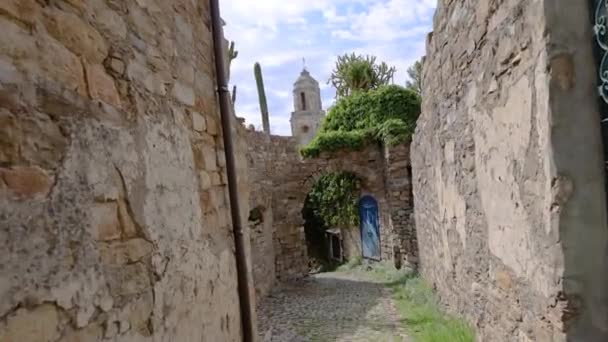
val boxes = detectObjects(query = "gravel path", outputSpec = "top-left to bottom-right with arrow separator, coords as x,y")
257,271 -> 409,341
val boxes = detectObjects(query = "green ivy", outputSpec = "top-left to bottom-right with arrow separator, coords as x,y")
300,130 -> 372,158
307,172 -> 361,229
301,85 -> 421,158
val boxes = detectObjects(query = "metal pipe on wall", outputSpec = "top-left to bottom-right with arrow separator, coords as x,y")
209,1 -> 255,341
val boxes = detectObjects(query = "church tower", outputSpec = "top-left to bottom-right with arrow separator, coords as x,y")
290,69 -> 325,146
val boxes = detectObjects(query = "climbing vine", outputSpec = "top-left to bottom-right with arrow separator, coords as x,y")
307,172 -> 361,229
301,85 -> 421,158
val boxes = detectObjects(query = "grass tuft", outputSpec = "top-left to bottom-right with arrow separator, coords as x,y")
340,262 -> 475,342
336,256 -> 363,271
391,277 -> 475,342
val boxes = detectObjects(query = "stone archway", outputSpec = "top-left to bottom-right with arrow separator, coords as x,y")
245,130 -> 417,285
270,144 -> 395,280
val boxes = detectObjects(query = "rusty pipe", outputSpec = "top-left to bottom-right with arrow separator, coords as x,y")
209,1 -> 255,341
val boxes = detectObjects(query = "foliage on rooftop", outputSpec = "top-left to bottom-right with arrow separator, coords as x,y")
301,85 -> 421,158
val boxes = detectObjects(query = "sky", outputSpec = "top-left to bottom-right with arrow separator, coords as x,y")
220,0 -> 436,135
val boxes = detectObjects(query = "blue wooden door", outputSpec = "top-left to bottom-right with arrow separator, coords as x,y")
359,195 -> 380,260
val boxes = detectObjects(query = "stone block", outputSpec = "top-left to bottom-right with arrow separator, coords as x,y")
0,0 -> 39,26
94,7 -> 127,39
199,171 -> 211,190
127,60 -> 168,95
192,111 -> 206,132
38,36 -> 87,96
91,202 -> 121,241
203,210 -> 219,229
210,172 -> 221,186
128,3 -> 156,40
174,15 -> 193,54
61,324 -> 103,342
105,263 -> 151,297
177,62 -> 195,86
201,145 -> 218,171
19,113 -> 68,170
0,57 -> 23,85
0,18 -> 36,59
42,8 -> 108,64
494,270 -> 513,291
217,150 -> 226,168
148,47 -> 171,72
123,290 -> 153,336
100,238 -> 154,265
145,74 -> 169,96
206,116 -> 219,136
209,186 -> 226,209
63,0 -> 85,11
0,109 -> 19,164
172,82 -> 195,106
108,57 -> 125,75
1,166 -> 52,198
86,64 -> 121,107
0,304 -> 60,342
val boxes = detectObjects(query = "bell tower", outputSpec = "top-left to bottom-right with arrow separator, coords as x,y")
290,68 -> 325,146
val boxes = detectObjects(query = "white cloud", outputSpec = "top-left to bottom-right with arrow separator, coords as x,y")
221,1 -> 435,135
335,0 -> 436,42
271,89 -> 290,99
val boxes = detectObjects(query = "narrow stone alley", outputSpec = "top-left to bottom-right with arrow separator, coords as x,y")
257,271 -> 408,342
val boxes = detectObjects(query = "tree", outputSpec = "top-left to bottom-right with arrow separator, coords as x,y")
329,53 -> 396,98
405,60 -> 422,95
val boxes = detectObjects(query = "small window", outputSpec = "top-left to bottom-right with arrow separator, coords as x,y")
300,92 -> 306,110
301,125 -> 309,133
248,206 -> 265,226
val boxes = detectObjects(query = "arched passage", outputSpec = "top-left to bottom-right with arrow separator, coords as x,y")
246,130 -> 416,284
301,171 -> 362,270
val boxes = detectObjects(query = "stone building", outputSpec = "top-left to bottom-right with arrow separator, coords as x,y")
290,69 -> 325,146
0,0 -> 254,341
412,0 -> 608,340
246,69 -> 417,297
246,130 -> 416,297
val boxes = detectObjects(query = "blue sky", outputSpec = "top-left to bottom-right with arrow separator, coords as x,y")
220,0 -> 436,135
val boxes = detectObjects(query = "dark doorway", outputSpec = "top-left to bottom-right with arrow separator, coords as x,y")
302,194 -> 329,270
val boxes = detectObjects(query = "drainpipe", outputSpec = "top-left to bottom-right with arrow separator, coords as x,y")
209,1 -> 255,341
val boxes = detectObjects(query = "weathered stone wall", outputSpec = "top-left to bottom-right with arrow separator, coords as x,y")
246,131 -> 276,299
413,0 -> 608,340
246,128 -> 416,287
383,144 -> 417,268
0,1 -> 252,341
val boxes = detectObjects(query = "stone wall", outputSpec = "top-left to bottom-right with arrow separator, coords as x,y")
246,129 -> 417,289
383,144 -> 417,268
0,1 -> 252,341
246,131 -> 276,299
412,0 -> 608,340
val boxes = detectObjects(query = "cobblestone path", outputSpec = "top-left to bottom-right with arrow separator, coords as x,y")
257,271 -> 409,341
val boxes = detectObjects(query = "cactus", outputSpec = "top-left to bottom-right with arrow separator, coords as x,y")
254,62 -> 270,134
231,85 -> 237,104
226,41 -> 238,82
228,41 -> 238,67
